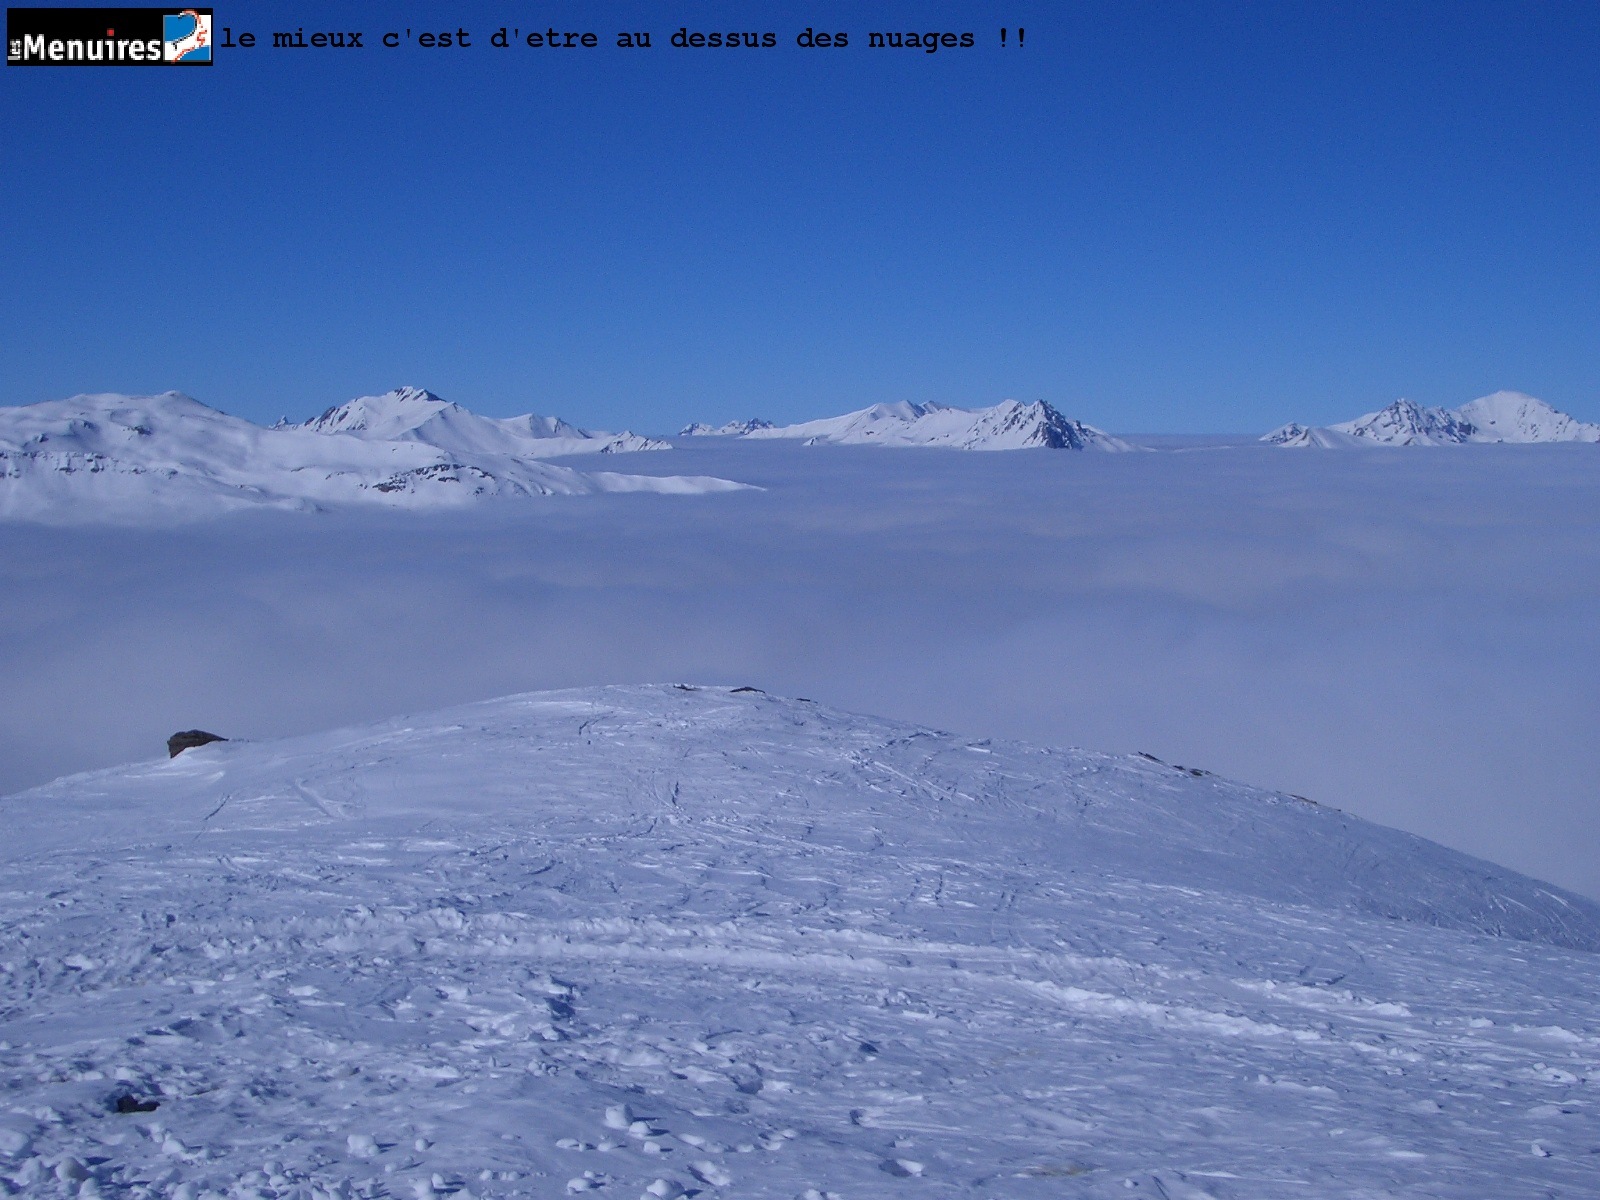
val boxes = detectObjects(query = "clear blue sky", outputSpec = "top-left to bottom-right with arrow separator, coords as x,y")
3,1 -> 1597,432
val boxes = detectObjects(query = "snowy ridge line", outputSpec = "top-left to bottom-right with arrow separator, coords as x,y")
299,386 -> 672,458
681,398 -> 1136,451
8,682 -> 1599,950
1264,391 -> 1600,446
0,390 -> 751,521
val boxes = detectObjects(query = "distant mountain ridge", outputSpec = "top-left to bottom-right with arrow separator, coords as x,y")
1265,392 -> 1600,447
684,399 -> 1134,451
0,390 -> 744,521
306,387 -> 670,457
678,418 -> 776,437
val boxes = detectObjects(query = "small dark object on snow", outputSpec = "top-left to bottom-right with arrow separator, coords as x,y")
167,730 -> 226,758
730,686 -> 765,694
114,1094 -> 159,1114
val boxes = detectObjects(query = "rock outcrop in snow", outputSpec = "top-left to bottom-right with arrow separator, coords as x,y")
690,399 -> 1133,451
0,391 -> 745,522
1265,392 -> 1600,447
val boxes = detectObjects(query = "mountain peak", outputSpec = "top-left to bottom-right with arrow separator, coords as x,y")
302,388 -> 454,436
1270,392 -> 1600,447
680,418 -> 777,437
1455,391 -> 1600,443
703,398 -> 1134,451
1330,398 -> 1477,445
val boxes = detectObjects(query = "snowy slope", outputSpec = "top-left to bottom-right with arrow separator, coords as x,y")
0,393 -> 744,522
1455,390 -> 1600,443
3,684 -> 1597,1199
1265,393 -> 1600,447
305,387 -> 671,457
709,400 -> 1134,450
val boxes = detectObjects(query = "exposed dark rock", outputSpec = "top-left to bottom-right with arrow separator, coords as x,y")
114,1094 -> 159,1114
730,686 -> 765,695
167,730 -> 226,758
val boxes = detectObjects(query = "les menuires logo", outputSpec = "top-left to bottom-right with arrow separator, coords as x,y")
7,7 -> 212,65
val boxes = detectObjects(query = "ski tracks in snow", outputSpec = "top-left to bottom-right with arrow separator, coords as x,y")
4,819 -> 1598,1198
2,685 -> 1598,1197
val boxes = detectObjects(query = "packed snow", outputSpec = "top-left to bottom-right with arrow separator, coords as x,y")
1264,392 -> 1600,446
3,683 -> 1598,1199
0,392 -> 745,521
687,400 -> 1134,451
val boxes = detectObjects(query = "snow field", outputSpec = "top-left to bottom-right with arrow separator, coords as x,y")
1,686 -> 1597,1197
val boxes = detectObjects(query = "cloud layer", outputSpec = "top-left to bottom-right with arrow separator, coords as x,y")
3,439 -> 1596,898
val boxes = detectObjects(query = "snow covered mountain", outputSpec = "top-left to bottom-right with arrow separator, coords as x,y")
305,387 -> 671,457
678,418 -> 777,437
1455,390 -> 1600,443
1331,398 -> 1478,445
0,392 -> 744,521
693,399 -> 1134,450
1265,392 -> 1600,447
3,683 -> 1597,1198
1258,422 -> 1364,448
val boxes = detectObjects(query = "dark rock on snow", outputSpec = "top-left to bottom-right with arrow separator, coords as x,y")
167,730 -> 226,758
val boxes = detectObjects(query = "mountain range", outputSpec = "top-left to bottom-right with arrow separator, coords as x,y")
682,399 -> 1134,451
303,386 -> 670,457
1264,391 -> 1600,447
0,389 -> 742,521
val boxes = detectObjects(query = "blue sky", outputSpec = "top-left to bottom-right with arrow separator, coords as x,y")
3,0 -> 1597,432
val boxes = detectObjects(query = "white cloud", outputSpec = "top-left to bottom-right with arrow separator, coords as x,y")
2,439 -> 1596,898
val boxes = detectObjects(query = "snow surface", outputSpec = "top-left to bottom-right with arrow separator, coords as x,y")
3,683 -> 1598,1199
699,400 -> 1134,451
0,392 -> 743,522
1265,392 -> 1600,447
305,388 -> 672,458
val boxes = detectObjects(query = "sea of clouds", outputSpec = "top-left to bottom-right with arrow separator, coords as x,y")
3,438 -> 1596,899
